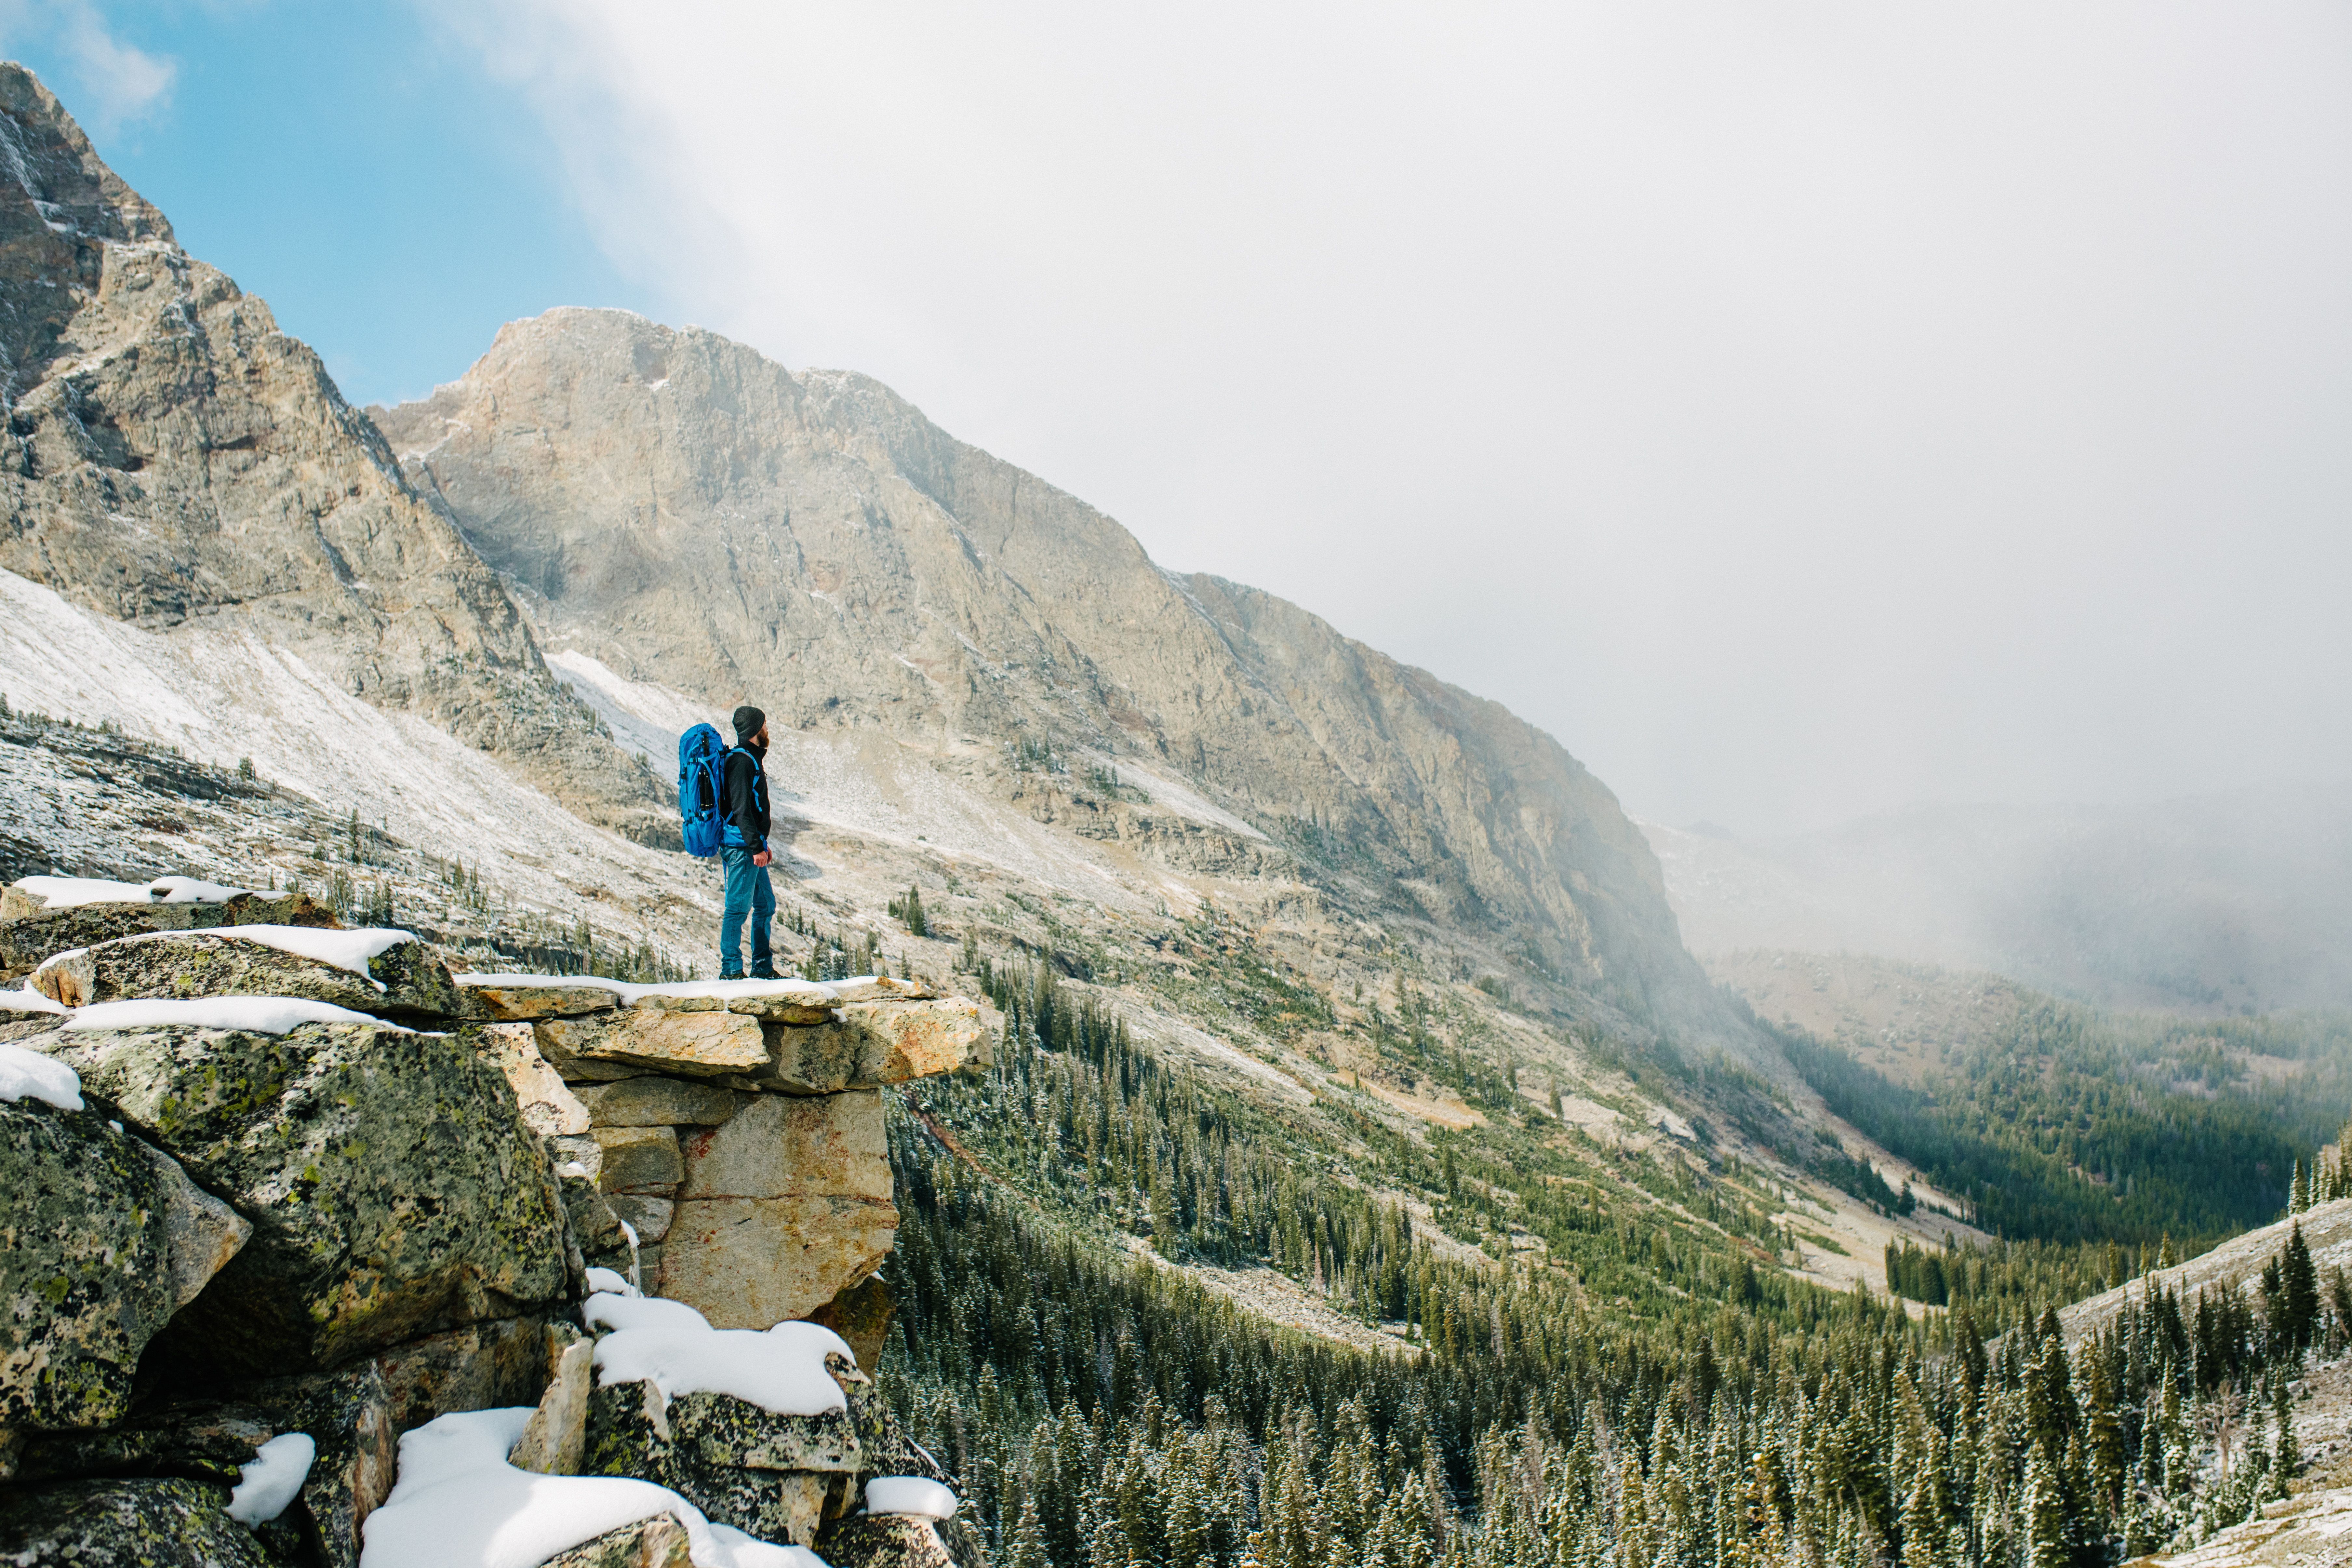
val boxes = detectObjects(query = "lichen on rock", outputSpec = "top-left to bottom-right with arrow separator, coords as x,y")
0,1096 -> 244,1430
34,929 -> 459,1020
0,1475 -> 277,1567
56,1018 -> 571,1376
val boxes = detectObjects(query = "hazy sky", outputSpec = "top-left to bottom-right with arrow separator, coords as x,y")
10,3 -> 2352,835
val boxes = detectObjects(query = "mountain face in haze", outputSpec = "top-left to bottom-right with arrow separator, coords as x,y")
0,66 -> 664,843
374,309 -> 1727,1034
1646,783 -> 2352,1012
0,53 -> 1739,1054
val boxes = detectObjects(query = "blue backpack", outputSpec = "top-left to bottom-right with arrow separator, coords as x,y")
677,723 -> 730,858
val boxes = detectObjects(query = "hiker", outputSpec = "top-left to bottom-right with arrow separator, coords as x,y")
719,704 -> 777,979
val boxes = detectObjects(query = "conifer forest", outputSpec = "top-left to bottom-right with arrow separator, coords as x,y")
873,959 -> 2352,1568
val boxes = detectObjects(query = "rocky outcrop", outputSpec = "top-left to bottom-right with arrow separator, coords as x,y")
542,1515 -> 693,1568
818,1515 -> 960,1568
53,1016 -> 573,1377
573,1331 -> 974,1559
483,976 -> 985,1327
0,1476 -> 276,1567
33,929 -> 461,1018
664,1091 -> 897,1330
14,1367 -> 397,1568
0,861 -> 985,1566
0,888 -> 332,983
0,64 -> 665,846
583,1378 -> 862,1546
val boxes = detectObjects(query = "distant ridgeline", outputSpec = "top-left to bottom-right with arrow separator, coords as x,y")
1770,999 -> 2352,1250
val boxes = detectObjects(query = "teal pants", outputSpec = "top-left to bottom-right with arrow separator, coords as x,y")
719,848 -> 775,977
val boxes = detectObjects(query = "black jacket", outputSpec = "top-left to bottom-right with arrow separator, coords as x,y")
722,747 -> 770,852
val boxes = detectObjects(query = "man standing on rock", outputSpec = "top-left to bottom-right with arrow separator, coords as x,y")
719,705 -> 779,980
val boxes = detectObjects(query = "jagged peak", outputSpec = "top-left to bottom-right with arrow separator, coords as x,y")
0,62 -> 171,246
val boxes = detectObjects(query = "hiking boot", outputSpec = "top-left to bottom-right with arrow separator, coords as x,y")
718,967 -> 746,981
749,963 -> 781,980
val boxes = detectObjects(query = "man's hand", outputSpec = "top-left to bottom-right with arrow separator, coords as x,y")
752,849 -> 773,868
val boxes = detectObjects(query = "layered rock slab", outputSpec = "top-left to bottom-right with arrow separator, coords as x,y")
33,929 -> 460,1019
663,1091 -> 896,1328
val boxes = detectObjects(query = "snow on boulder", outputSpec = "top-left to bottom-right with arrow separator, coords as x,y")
0,1039 -> 81,1108
62,996 -> 409,1034
358,1405 -> 813,1568
579,1294 -> 867,1546
584,1293 -> 853,1417
585,1267 -> 639,1298
36,929 -> 457,1019
861,1478 -> 956,1521
7,875 -> 256,911
0,878 -> 334,984
226,1431 -> 316,1525
0,983 -> 67,1020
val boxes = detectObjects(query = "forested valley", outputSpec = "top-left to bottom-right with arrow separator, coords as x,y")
869,960 -> 2352,1567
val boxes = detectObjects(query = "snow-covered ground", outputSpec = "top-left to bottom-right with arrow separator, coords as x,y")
0,569 -> 708,932
547,642 -> 1254,906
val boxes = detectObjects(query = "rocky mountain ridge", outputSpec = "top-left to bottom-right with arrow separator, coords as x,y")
373,311 -> 1730,1045
0,65 -> 665,847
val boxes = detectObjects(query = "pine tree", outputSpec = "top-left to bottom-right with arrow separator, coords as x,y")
2271,1374 -> 2300,1498
2024,1444 -> 2068,1568
2282,1221 -> 2320,1354
1005,1484 -> 1048,1568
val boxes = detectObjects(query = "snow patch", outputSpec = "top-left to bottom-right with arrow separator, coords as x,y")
543,649 -> 707,768
864,1477 -> 957,1520
227,1432 -> 315,1525
357,1405 -> 805,1568
0,1042 -> 82,1110
0,985 -> 67,1016
11,874 -> 255,910
64,997 -> 407,1035
206,925 -> 413,978
36,926 -> 414,990
584,1292 -> 852,1416
455,972 -> 840,1008
584,1266 -> 638,1298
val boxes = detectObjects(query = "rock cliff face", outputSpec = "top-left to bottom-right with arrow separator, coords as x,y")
0,66 -> 665,845
377,311 -> 1722,1034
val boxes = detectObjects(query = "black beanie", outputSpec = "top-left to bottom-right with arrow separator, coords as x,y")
732,705 -> 766,743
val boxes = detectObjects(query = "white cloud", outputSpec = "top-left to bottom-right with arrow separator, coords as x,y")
0,0 -> 175,129
421,1 -> 2352,833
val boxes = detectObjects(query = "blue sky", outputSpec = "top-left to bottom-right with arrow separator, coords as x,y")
2,1 -> 651,407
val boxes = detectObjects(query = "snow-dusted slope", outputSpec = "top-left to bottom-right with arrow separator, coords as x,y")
548,646 -> 1203,910
0,567 -> 703,926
